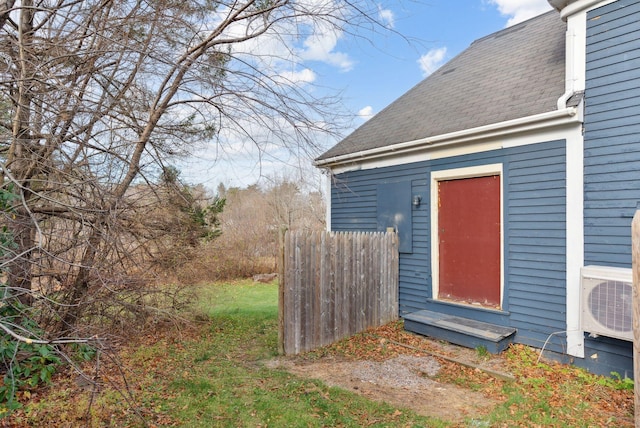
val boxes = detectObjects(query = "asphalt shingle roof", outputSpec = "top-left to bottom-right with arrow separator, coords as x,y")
317,10 -> 566,162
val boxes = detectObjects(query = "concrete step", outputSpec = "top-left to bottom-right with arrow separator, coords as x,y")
404,310 -> 516,354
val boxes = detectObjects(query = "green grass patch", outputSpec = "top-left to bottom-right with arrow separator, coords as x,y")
161,280 -> 443,427
14,279 -> 441,427
195,280 -> 279,318
14,279 -> 633,427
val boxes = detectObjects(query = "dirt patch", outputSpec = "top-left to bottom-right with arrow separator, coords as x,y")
266,353 -> 501,423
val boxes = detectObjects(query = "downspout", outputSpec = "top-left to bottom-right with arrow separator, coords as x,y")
565,98 -> 585,359
557,25 -> 576,110
553,0 -> 587,359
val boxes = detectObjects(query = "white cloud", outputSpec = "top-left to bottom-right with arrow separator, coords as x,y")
358,106 -> 374,121
275,68 -> 317,86
175,2 -> 359,188
212,3 -> 355,75
378,6 -> 395,29
178,114 -> 331,189
299,22 -> 354,72
418,47 -> 447,77
486,0 -> 553,26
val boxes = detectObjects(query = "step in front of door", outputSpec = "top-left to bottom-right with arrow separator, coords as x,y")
404,310 -> 516,354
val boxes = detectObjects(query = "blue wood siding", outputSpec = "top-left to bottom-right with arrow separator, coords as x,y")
332,164 -> 429,315
330,140 -> 566,351
505,143 -> 567,351
578,0 -> 640,377
585,0 -> 640,268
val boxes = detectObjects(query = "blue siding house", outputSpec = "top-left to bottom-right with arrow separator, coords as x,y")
315,0 -> 640,377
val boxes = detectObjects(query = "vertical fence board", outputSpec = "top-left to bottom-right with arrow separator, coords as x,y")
319,231 -> 328,346
384,233 -> 391,322
289,231 -> 299,354
380,234 -> 385,319
370,233 -> 378,327
304,231 -> 313,352
296,232 -> 304,353
347,233 -> 355,337
387,233 -> 400,321
632,211 -> 640,427
333,232 -> 342,341
355,232 -> 362,332
313,231 -> 322,349
305,233 -> 311,352
278,227 -> 286,355
280,230 -> 399,355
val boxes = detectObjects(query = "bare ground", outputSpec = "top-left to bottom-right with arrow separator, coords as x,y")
266,353 -> 500,423
264,327 -> 517,424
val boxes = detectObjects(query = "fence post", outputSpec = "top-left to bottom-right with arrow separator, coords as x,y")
277,226 -> 288,355
632,210 -> 640,428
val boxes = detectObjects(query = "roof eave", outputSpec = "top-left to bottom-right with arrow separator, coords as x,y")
548,0 -> 576,12
314,107 -> 580,169
548,0 -> 614,19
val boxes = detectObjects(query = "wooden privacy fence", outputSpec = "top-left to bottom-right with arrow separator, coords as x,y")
278,230 -> 399,355
632,211 -> 640,428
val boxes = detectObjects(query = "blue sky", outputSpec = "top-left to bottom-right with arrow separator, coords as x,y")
181,0 -> 554,190
338,0 -> 553,122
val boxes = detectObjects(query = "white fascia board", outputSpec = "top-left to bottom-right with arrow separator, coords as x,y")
316,108 -> 581,174
558,0 -> 618,20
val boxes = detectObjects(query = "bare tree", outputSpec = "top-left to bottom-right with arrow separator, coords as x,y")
263,172 -> 325,231
0,0 -> 388,338
188,176 -> 324,282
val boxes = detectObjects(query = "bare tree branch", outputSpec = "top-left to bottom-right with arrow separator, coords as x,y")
0,0 -> 402,359
0,0 -> 16,32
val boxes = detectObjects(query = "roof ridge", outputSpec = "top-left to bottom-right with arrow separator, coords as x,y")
471,9 -> 558,46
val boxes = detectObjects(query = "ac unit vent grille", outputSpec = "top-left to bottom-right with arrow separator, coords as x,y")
581,266 -> 633,342
587,280 -> 632,333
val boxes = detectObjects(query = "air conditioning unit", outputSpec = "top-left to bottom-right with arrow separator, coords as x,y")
581,265 -> 633,341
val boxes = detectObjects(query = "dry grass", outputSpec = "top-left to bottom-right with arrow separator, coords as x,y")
5,283 -> 635,427
171,241 -> 277,284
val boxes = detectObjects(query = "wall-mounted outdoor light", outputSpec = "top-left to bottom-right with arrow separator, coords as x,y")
412,195 -> 421,208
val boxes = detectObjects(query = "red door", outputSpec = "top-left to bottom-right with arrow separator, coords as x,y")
438,175 -> 501,307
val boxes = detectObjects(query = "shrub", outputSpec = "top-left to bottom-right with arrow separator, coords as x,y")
0,292 -> 61,415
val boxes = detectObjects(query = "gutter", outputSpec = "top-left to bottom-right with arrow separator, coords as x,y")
548,0 -> 618,20
315,107 -> 580,169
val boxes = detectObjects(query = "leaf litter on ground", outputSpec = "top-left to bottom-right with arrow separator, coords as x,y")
5,282 -> 635,427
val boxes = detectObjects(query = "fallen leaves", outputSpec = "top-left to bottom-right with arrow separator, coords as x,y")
303,322 -> 634,427
6,315 -> 635,428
